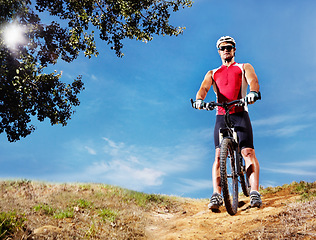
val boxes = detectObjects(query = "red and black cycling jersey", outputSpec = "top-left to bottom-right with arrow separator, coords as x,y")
212,62 -> 248,115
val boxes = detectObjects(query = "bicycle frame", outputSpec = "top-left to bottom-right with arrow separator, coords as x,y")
217,101 -> 245,181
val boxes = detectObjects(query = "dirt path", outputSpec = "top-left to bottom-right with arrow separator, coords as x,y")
145,189 -> 300,240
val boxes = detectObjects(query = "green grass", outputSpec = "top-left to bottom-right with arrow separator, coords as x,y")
103,186 -> 177,208
98,208 -> 118,223
34,203 -> 74,219
292,181 -> 316,201
259,185 -> 285,195
0,211 -> 26,240
76,199 -> 93,209
78,184 -> 92,191
124,190 -> 166,206
259,181 -> 316,202
53,208 -> 74,219
33,203 -> 55,216
85,222 -> 97,238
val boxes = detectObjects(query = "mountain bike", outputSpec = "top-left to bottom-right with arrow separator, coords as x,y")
190,95 -> 260,215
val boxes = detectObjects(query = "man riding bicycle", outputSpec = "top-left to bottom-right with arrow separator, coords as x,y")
193,36 -> 262,209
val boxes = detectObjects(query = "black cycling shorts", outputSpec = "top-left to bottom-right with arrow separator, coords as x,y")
214,111 -> 254,149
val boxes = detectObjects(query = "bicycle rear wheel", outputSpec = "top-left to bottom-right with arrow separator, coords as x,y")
220,138 -> 238,215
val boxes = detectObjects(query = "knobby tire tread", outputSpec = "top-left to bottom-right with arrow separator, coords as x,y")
220,138 -> 238,215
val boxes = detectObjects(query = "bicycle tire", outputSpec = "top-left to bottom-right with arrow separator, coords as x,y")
239,157 -> 251,197
220,138 -> 238,215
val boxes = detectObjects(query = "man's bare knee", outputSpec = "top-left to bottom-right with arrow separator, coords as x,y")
241,148 -> 256,159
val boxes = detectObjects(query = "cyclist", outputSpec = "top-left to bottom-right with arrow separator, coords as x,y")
193,36 -> 262,209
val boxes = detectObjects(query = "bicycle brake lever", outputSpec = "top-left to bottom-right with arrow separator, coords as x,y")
205,101 -> 215,110
256,91 -> 262,100
237,98 -> 246,106
190,98 -> 194,108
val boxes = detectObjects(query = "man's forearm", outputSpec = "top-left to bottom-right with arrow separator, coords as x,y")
249,80 -> 260,93
196,88 -> 208,100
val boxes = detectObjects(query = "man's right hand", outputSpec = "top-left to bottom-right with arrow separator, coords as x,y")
193,99 -> 204,109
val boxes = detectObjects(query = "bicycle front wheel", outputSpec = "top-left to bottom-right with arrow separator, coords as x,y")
220,138 -> 238,215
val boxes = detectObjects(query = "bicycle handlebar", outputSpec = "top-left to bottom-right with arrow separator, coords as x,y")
205,99 -> 245,111
190,92 -> 261,111
190,98 -> 242,111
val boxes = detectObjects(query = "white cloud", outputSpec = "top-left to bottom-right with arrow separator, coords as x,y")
175,178 -> 212,196
261,167 -> 315,176
261,157 -> 316,177
261,168 -> 315,176
61,135 -> 211,192
102,137 -> 126,157
280,159 -> 316,167
260,180 -> 278,188
257,124 -> 309,137
253,113 -> 311,138
252,115 -> 295,127
90,74 -> 98,81
85,160 -> 165,190
84,146 -> 97,155
102,137 -> 123,149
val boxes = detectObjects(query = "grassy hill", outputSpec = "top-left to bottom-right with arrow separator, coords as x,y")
0,180 -> 315,239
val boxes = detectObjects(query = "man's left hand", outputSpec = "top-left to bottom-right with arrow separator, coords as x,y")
246,91 -> 260,104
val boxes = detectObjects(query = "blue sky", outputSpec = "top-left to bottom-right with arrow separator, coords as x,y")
1,0 -> 316,198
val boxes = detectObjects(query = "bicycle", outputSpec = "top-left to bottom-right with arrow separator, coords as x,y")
190,94 -> 261,215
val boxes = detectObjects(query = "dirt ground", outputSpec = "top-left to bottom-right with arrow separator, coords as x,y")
145,188 -> 304,240
1,181 -> 315,239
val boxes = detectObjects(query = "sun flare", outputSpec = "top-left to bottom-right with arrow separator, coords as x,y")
2,22 -> 27,50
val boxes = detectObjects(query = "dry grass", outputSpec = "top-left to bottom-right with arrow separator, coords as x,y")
242,181 -> 316,240
0,180 -> 183,239
241,200 -> 316,239
1,180 -> 315,240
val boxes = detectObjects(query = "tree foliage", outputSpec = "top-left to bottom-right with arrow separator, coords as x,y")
0,0 -> 192,142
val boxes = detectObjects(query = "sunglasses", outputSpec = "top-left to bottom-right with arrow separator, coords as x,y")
218,45 -> 235,51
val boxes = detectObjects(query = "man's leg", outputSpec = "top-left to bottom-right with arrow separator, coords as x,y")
209,148 -> 223,210
241,148 -> 260,191
212,148 -> 221,193
241,147 -> 262,207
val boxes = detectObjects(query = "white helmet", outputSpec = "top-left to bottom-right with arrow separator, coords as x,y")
216,36 -> 236,49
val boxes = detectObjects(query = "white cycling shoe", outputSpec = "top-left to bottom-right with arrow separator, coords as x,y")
250,191 -> 262,208
208,193 -> 224,210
